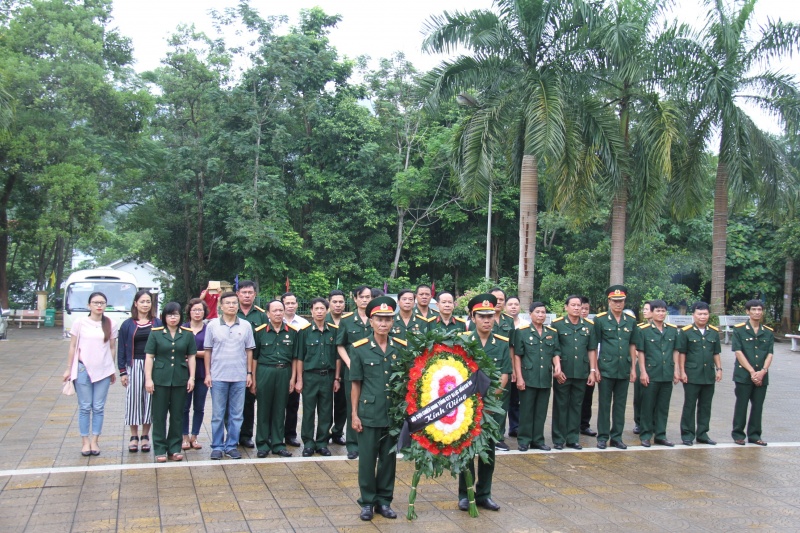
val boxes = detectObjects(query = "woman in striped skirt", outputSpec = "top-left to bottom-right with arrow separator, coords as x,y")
118,290 -> 162,453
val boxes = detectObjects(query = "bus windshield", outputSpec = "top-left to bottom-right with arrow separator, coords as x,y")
66,282 -> 137,313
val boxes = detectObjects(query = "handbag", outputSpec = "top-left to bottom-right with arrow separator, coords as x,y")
62,380 -> 75,396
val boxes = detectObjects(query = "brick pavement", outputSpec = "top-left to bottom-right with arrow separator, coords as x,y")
1,326 -> 799,531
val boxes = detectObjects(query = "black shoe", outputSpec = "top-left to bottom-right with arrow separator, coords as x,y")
374,504 -> 397,519
682,440 -> 693,446
581,428 -> 597,437
553,443 -> 564,450
640,439 -> 651,447
275,449 -> 292,457
477,498 -> 500,511
458,498 -> 469,511
610,440 -> 627,450
239,438 -> 255,449
210,450 -> 223,460
302,448 -> 314,457
317,447 -> 332,456
566,443 -> 582,450
331,436 -> 346,446
518,444 -> 529,452
347,451 -> 359,460
533,444 -> 551,451
654,438 -> 674,447
697,438 -> 716,445
508,429 -> 518,437
597,440 -> 607,449
359,505 -> 373,521
633,425 -> 641,435
286,437 -> 301,447
495,441 -> 510,451
225,449 -> 242,459
257,449 -> 269,458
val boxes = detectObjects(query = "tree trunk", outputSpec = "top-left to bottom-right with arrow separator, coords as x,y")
54,235 -> 66,299
609,186 -> 627,285
196,171 -> 206,269
390,207 -> 406,279
781,257 -> 794,333
518,154 -> 538,310
0,173 -> 17,308
710,159 -> 729,316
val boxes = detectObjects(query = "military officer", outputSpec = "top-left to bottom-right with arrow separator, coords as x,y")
235,280 -> 268,449
252,300 -> 302,458
144,302 -> 197,462
296,297 -> 338,457
633,300 -> 681,447
594,285 -> 638,449
429,290 -> 467,333
550,295 -> 597,450
514,302 -> 561,451
458,294 -> 511,513
677,301 -> 722,446
350,296 -> 404,521
580,296 -> 599,437
327,290 -> 348,446
413,284 -> 439,323
392,288 -> 427,339
336,286 -> 373,459
633,301 -> 653,435
731,299 -> 774,446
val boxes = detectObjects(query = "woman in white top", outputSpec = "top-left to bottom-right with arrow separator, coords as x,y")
62,292 -> 118,456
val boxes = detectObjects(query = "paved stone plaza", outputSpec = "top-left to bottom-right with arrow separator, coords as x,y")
1,327 -> 799,532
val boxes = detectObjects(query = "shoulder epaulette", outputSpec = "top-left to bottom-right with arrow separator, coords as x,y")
352,338 -> 369,348
454,317 -> 467,323
503,312 -> 513,319
546,325 -> 557,332
682,325 -> 693,331
298,322 -> 311,330
708,324 -> 719,332
624,310 -> 636,318
584,318 -> 594,325
459,331 -> 472,338
327,322 -> 339,329
595,312 -> 608,318
152,326 -> 164,331
342,312 -> 354,318
639,323 -> 651,329
665,323 -> 677,328
254,305 -> 265,313
287,323 -> 299,332
254,324 -> 267,332
493,333 -> 509,342
416,314 -> 436,322
517,323 -> 531,330
764,325 -> 773,332
734,322 -> 747,328
552,316 -> 564,323
392,337 -> 407,346
180,326 -> 193,331
638,322 -> 649,328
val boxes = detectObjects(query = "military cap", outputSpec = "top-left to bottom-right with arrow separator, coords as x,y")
366,296 -> 396,317
468,293 -> 497,316
606,285 -> 628,301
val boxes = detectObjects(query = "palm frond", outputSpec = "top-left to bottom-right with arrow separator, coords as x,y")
743,20 -> 800,69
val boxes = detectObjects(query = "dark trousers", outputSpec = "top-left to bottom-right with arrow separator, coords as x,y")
182,379 -> 209,436
580,383 -> 595,430
284,391 -> 300,439
344,379 -> 358,452
331,382 -> 347,438
681,382 -> 715,442
597,377 -> 629,442
639,381 -> 672,441
507,385 -> 520,435
552,378 -> 586,445
732,382 -> 768,442
518,386 -> 550,446
255,365 -> 290,452
152,384 -> 187,456
633,379 -> 643,427
458,394 -> 505,500
240,389 -> 256,440
356,426 -> 396,506
301,372 -> 334,449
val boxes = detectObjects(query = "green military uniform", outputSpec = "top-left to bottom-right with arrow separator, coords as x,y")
550,316 -> 597,446
145,326 -> 197,457
458,329 -> 511,502
253,321 -> 301,453
429,315 -> 468,334
413,305 -> 439,324
632,320 -> 652,430
633,322 -> 680,442
391,312 -> 427,339
299,320 -> 338,451
731,321 -> 774,442
514,323 -> 560,448
237,305 -> 268,442
350,332 -> 405,509
594,309 -> 638,444
326,311 -> 347,442
469,312 -> 515,337
336,311 -> 371,454
677,323 -> 721,442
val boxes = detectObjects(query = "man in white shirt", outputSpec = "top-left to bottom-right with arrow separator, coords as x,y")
283,291 -> 309,447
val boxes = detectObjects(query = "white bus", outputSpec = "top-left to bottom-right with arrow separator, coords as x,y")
63,269 -> 138,336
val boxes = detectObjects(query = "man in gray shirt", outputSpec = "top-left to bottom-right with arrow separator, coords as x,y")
204,292 -> 255,460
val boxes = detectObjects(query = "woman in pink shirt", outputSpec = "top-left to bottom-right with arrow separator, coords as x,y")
62,292 -> 118,456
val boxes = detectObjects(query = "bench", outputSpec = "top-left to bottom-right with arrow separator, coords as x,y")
718,315 -> 749,344
667,315 -> 694,327
14,309 -> 45,328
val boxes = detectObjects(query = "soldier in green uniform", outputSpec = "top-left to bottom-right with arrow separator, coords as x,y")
457,294 -> 510,513
235,280 -> 267,449
413,284 -> 439,324
144,302 -> 197,462
633,300 -> 681,447
393,288 -> 427,339
633,301 -> 653,435
252,300 -> 302,458
326,290 -> 348,446
514,302 -> 561,451
336,286 -> 373,459
350,296 -> 404,521
429,290 -> 467,333
677,301 -> 722,446
731,299 -> 774,446
296,298 -> 338,457
594,285 -> 638,449
550,295 -> 597,450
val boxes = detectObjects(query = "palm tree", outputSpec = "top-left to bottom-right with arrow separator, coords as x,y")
674,0 -> 800,314
422,0 -> 623,308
